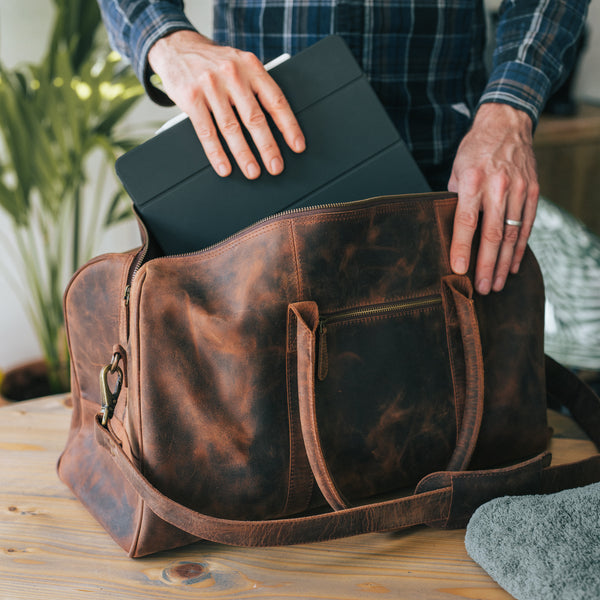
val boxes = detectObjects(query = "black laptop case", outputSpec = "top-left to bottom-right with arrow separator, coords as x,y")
115,35 -> 430,254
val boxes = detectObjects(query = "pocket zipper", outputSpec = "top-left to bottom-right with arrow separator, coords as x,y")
317,295 -> 443,381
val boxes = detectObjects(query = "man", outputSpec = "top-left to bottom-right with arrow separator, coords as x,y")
98,0 -> 589,295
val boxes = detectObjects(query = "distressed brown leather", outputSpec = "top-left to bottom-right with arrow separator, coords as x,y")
58,192 -> 600,557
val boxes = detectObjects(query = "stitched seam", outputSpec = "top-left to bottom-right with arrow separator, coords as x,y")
454,464 -> 543,482
441,286 -> 461,445
131,271 -> 148,555
284,225 -> 302,514
289,221 -> 303,299
295,205 -> 428,227
132,271 -> 146,478
282,222 -> 307,515
151,221 -> 291,262
434,199 -> 455,274
129,496 -> 145,557
283,313 -> 299,516
306,330 -> 347,510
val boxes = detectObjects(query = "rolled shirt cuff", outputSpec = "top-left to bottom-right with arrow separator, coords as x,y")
477,60 -> 553,130
126,2 -> 198,106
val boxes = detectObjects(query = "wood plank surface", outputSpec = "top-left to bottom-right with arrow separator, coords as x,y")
0,397 -> 596,600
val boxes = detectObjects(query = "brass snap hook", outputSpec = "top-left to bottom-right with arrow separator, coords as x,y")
100,353 -> 123,427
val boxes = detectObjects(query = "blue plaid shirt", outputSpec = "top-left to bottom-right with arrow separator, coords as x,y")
98,0 -> 589,187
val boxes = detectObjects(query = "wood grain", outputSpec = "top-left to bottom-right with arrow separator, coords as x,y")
0,397 -> 596,600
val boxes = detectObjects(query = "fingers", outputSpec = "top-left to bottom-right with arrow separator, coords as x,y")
190,53 -> 301,179
448,104 -> 538,294
225,53 -> 304,176
489,186 -> 526,293
449,169 -> 483,277
202,76 -> 268,179
510,179 -> 539,274
253,66 -> 306,154
451,168 -> 537,295
490,177 -> 538,291
187,99 -> 233,177
148,32 -> 304,180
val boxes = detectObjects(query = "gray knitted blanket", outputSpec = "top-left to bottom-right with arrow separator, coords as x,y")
465,482 -> 600,600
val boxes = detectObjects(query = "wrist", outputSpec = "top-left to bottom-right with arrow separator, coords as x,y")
148,30 -> 214,73
473,103 -> 534,140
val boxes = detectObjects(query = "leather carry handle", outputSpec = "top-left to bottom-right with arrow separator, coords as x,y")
289,277 -> 485,511
442,276 -> 485,471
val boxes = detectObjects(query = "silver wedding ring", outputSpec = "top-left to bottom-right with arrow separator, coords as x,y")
505,218 -> 523,227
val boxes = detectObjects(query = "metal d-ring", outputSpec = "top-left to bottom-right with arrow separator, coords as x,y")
100,353 -> 123,427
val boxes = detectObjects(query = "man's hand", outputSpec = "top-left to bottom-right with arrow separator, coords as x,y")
148,30 -> 306,179
448,103 -> 539,295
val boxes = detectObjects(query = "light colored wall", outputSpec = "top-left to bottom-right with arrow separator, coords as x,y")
0,0 -> 598,373
576,1 -> 600,102
0,0 -> 210,373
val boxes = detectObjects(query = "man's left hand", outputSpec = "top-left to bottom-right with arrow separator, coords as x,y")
448,103 -> 539,295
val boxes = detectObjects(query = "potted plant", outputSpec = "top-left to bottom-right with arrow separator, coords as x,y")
0,0 -> 145,399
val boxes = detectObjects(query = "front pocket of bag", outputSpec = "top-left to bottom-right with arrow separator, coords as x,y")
314,295 -> 457,500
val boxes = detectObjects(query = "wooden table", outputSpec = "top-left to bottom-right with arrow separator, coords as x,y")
0,396 -> 596,600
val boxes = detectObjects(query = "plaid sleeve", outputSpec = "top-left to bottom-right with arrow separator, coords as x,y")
479,0 -> 590,127
97,0 -> 197,106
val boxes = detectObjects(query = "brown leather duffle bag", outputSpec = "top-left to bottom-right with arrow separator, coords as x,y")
58,192 -> 600,557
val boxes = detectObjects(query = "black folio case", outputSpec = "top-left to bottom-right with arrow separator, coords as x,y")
115,35 -> 430,255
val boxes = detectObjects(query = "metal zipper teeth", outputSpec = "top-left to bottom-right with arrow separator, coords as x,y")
124,190 -> 453,303
320,295 -> 443,328
124,199 -> 388,309
131,191 -> 450,274
316,295 -> 443,381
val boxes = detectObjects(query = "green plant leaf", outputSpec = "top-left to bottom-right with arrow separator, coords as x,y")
94,91 -> 144,137
104,189 -> 134,227
0,178 -> 24,225
48,0 -> 101,75
0,0 -> 146,385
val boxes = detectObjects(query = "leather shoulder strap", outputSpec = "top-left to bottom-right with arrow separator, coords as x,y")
95,416 -> 558,546
545,354 -> 600,448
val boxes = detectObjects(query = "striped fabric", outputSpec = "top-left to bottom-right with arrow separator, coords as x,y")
97,0 -> 589,189
529,198 -> 600,370
212,0 -> 490,187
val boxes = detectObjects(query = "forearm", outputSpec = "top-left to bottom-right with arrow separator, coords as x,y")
96,0 -> 197,105
480,0 -> 589,127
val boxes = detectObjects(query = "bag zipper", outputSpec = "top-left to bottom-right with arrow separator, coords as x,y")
127,192 -> 451,284
317,295 -> 443,380
123,192 -> 454,326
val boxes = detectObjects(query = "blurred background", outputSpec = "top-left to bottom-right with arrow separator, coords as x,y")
0,0 -> 210,397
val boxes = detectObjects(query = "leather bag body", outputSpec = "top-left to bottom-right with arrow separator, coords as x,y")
58,192 -> 600,557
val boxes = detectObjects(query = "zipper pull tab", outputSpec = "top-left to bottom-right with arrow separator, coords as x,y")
317,321 -> 328,381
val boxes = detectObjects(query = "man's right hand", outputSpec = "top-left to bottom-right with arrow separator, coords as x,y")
148,30 -> 306,179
